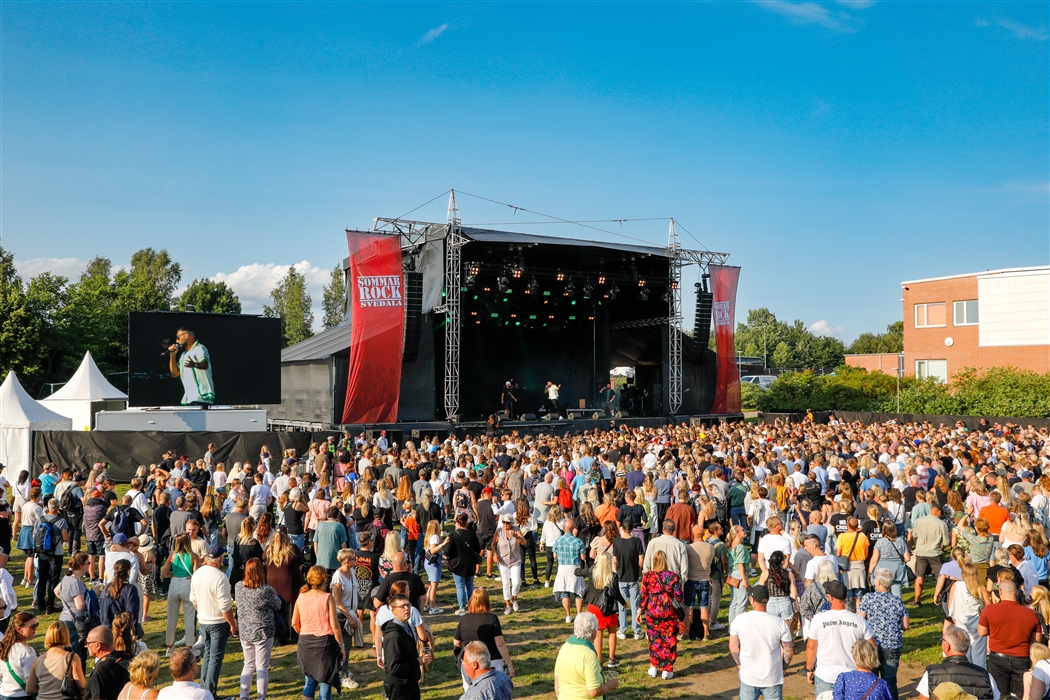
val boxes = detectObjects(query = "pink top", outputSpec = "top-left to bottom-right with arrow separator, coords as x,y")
297,591 -> 335,636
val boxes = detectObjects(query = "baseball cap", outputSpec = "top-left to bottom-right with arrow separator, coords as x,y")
747,584 -> 770,603
932,683 -> 978,700
207,544 -> 226,558
112,534 -> 128,546
500,514 -> 515,523
823,580 -> 848,600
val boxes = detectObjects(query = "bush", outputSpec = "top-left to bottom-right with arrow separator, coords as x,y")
740,382 -> 766,410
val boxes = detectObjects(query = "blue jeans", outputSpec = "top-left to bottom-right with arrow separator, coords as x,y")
303,676 -> 332,700
290,533 -> 306,552
618,580 -> 640,636
199,621 -> 231,698
413,538 -> 424,574
729,584 -> 749,624
739,681 -> 783,700
878,646 -> 901,700
814,677 -> 835,696
730,506 -> 747,528
453,572 -> 475,611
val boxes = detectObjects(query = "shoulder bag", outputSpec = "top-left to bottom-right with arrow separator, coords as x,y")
837,532 -> 859,572
60,651 -> 83,700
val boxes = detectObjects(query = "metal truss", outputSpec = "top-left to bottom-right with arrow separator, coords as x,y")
441,192 -> 467,421
373,217 -> 449,250
610,317 -> 669,330
667,219 -> 684,415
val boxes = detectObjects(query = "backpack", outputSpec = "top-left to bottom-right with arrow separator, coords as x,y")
367,517 -> 390,550
59,487 -> 82,515
110,506 -> 131,537
33,516 -> 58,554
713,495 -> 728,525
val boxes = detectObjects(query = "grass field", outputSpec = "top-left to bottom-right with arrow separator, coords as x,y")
4,532 -> 949,700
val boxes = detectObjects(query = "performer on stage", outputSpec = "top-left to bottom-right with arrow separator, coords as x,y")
168,327 -> 215,405
501,380 -> 517,417
544,381 -> 562,416
601,381 -> 619,417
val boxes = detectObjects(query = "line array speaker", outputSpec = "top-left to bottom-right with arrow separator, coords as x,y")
403,271 -> 424,363
694,289 -> 713,351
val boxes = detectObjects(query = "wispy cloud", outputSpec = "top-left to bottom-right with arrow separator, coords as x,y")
809,320 -> 846,337
15,256 -> 86,281
420,23 -> 449,45
836,0 -> 875,9
753,0 -> 859,33
997,19 -> 1048,41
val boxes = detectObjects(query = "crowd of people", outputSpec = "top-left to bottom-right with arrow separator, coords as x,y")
0,415 -> 1045,700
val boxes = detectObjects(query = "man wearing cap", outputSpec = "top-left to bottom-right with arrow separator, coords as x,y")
729,584 -> 793,700
805,580 -> 875,696
916,625 -> 998,700
189,543 -> 237,700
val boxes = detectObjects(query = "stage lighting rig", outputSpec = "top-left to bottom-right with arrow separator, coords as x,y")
564,280 -> 576,298
582,281 -> 594,299
556,270 -> 565,281
510,256 -> 524,278
525,277 -> 539,295
497,276 -> 510,293
607,284 -> 619,300
597,274 -> 606,285
638,285 -> 650,301
662,288 -> 672,302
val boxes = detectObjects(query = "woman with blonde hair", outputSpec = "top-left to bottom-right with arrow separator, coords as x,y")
25,621 -> 86,700
948,563 -> 989,666
116,649 -> 160,700
1031,585 -> 1050,641
1027,642 -> 1050,700
373,477 -> 394,530
423,519 -> 446,614
580,551 -> 625,667
540,505 -> 564,587
1003,509 -> 1032,549
638,549 -> 682,679
378,530 -> 403,583
231,516 -> 262,586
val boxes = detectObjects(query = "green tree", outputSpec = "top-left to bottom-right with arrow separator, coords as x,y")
847,321 -> 904,354
177,279 -> 242,314
733,308 -> 844,369
264,266 -> 314,347
321,264 -> 346,329
0,246 -> 45,389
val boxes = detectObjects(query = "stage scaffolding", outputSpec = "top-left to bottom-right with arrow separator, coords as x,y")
373,192 -> 730,420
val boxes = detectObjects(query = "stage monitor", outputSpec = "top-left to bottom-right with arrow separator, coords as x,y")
128,312 -> 282,407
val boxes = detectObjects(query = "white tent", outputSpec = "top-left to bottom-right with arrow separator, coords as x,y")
42,351 -> 128,430
0,371 -> 72,482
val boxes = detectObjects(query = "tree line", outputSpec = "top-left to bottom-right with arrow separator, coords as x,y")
0,245 -> 347,398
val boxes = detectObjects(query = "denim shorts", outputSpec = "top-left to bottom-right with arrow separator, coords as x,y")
87,540 -> 105,556
684,580 -> 710,609
554,591 -> 578,601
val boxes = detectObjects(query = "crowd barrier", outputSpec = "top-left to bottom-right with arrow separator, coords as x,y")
757,411 -> 1050,430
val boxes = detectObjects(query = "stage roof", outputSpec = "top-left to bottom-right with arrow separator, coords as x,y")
461,228 -> 676,259
281,321 -> 351,362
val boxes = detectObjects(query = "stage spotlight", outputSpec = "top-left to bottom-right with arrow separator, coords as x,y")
556,270 -> 565,282
465,274 -> 477,291
510,256 -> 524,278
597,274 -> 606,285
582,282 -> 594,299
525,277 -> 539,294
497,276 -> 510,293
638,285 -> 650,301
637,278 -> 646,287
662,288 -> 672,302
670,279 -> 679,289
469,264 -> 480,276
608,284 -> 619,300
564,280 -> 576,298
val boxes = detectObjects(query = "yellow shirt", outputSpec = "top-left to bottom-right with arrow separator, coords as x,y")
836,531 -> 870,561
554,639 -> 603,700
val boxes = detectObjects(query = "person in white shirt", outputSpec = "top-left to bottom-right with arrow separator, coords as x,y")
189,545 -> 237,699
805,580 -> 875,695
729,584 -> 794,700
272,466 -> 292,502
157,647 -> 215,700
0,611 -> 37,698
802,536 -> 840,585
756,517 -> 793,573
104,534 -> 141,585
125,479 -> 149,518
248,475 -> 273,520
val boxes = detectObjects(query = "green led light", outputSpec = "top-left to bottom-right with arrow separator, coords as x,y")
543,291 -> 551,296
571,300 -> 576,306
515,321 -> 521,326
473,295 -> 478,300
491,313 -> 499,318
503,298 -> 508,303
529,315 -> 536,320
569,316 -> 576,320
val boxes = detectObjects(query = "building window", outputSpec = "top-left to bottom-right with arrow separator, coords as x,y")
953,300 -> 978,326
914,302 -> 946,328
916,359 -> 948,382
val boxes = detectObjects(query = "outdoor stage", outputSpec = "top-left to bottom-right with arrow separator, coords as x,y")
269,193 -> 740,429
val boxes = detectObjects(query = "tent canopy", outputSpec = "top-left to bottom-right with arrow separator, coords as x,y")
42,351 -> 127,402
0,372 -> 73,428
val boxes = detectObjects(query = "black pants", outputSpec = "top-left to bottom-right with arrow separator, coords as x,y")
520,531 -> 538,582
35,553 -> 63,611
544,548 -> 555,582
66,513 -> 83,553
988,652 -> 1028,698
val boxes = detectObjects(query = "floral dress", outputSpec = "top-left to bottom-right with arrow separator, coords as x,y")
639,569 -> 683,671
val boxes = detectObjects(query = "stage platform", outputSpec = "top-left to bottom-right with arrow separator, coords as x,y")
271,413 -> 747,439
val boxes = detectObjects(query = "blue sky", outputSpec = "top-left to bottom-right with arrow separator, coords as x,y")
4,1 -> 1048,338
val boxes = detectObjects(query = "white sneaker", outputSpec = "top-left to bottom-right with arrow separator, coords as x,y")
165,647 -> 173,658
341,676 -> 359,690
455,609 -> 467,616
648,665 -> 658,678
565,615 -> 573,624
544,581 -> 550,588
662,671 -> 674,680
710,621 -> 726,630
616,631 -> 626,640
429,608 -> 444,615
504,607 -> 512,616
512,601 -> 519,612
634,633 -> 643,641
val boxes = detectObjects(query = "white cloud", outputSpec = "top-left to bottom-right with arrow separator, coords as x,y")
996,19 -> 1049,41
836,0 -> 875,8
808,320 -> 846,337
15,257 -> 87,281
212,261 -> 329,327
420,23 -> 449,44
753,0 -> 859,32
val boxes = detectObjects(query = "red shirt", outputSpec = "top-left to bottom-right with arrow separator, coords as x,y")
979,504 -> 1010,535
978,600 -> 1039,656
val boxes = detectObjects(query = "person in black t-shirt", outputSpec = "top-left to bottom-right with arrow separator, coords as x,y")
611,526 -> 644,639
616,490 -> 647,537
372,552 -> 426,611
476,490 -> 498,578
85,626 -> 129,700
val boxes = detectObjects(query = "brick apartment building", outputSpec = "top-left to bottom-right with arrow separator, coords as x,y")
846,266 -> 1050,381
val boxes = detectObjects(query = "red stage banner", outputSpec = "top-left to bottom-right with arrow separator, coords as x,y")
710,265 -> 741,414
342,232 -> 404,424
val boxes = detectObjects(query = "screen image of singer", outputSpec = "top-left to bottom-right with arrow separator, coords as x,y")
127,312 -> 282,407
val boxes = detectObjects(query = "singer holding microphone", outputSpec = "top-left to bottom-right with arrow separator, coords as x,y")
168,327 -> 215,405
